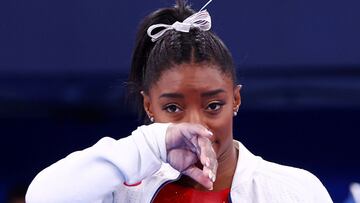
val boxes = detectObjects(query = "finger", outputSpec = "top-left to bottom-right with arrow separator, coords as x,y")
207,144 -> 217,177
197,136 -> 218,181
180,124 -> 212,155
167,149 -> 198,172
183,165 -> 213,190
187,124 -> 213,137
203,165 -> 216,183
181,128 -> 217,176
182,134 -> 199,154
166,123 -> 213,151
197,136 -> 211,166
181,123 -> 213,140
166,124 -> 196,151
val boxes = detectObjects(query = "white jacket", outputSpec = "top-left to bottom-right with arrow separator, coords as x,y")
26,123 -> 333,203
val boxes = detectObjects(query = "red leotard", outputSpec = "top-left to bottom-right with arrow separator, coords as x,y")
153,182 -> 230,203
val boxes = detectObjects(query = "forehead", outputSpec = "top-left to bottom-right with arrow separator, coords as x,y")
150,63 -> 233,94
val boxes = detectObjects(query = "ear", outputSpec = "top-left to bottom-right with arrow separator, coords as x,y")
141,91 -> 153,118
233,85 -> 242,111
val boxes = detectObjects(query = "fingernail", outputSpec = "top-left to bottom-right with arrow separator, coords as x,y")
208,171 -> 216,182
206,129 -> 213,136
209,186 -> 213,191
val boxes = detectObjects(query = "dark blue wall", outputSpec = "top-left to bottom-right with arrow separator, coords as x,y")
1,0 -> 360,72
1,0 -> 360,202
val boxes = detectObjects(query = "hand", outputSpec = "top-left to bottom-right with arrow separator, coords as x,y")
165,123 -> 218,190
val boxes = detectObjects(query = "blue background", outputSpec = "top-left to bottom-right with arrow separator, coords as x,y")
1,0 -> 359,202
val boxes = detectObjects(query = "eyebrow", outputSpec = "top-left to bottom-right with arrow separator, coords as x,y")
159,93 -> 184,99
201,89 -> 226,97
159,89 -> 226,99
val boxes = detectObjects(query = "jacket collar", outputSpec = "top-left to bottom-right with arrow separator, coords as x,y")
230,140 -> 262,192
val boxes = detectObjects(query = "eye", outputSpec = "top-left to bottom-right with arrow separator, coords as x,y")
206,101 -> 224,112
163,104 -> 182,113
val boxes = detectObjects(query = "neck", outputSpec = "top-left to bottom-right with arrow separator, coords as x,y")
212,143 -> 238,190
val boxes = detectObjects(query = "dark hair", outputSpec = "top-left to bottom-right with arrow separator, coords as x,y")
128,0 -> 236,123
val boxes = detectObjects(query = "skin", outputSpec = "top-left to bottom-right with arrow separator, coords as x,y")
142,62 -> 241,191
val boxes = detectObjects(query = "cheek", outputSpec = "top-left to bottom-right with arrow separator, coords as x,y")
209,108 -> 234,152
213,116 -> 233,140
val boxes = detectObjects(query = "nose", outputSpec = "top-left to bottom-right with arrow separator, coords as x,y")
184,109 -> 208,128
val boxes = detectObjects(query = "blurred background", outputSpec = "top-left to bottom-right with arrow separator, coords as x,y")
0,0 -> 359,202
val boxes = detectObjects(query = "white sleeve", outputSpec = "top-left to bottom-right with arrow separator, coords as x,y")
26,123 -> 171,203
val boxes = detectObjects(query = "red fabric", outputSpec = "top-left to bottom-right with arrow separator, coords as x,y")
123,181 -> 142,187
153,182 -> 230,203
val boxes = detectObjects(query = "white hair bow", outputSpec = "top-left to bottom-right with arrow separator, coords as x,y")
147,0 -> 213,42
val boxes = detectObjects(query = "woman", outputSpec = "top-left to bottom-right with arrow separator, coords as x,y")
26,0 -> 333,202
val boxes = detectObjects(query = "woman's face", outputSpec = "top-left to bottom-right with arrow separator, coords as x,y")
142,63 -> 241,159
